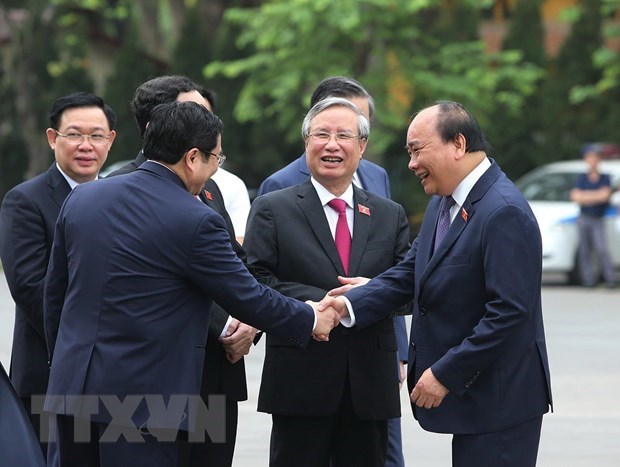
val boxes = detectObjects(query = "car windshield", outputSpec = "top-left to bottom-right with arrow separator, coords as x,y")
516,172 -> 578,202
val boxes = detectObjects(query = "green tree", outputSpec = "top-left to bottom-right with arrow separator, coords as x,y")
104,25 -> 160,163
205,0 -> 542,215
541,0 -> 608,160
487,0 -> 547,180
570,0 -> 620,142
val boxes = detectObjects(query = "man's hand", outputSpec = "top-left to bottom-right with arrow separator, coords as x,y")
317,295 -> 349,321
410,368 -> 449,409
399,361 -> 407,390
307,300 -> 340,342
327,276 -> 370,297
219,319 -> 257,364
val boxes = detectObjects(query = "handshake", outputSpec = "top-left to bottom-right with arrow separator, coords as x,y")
308,276 -> 370,341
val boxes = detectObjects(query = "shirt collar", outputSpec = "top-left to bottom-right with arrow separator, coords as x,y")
310,177 -> 354,209
451,157 -> 491,207
56,163 -> 89,189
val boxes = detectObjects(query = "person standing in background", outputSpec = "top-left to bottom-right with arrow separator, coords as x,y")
257,76 -> 408,467
570,147 -> 617,289
0,92 -> 116,456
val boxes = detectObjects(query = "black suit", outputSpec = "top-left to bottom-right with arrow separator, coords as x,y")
107,153 -> 247,466
0,163 -> 71,455
245,181 -> 410,466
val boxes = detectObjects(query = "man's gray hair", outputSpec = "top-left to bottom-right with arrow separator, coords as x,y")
301,97 -> 370,140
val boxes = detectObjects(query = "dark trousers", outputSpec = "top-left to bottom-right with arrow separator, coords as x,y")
452,416 -> 543,467
50,414 -> 190,467
189,400 -> 238,467
21,395 -> 48,458
385,416 -> 405,467
269,382 -> 387,467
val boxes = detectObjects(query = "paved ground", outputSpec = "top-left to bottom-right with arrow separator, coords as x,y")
1,271 -> 618,466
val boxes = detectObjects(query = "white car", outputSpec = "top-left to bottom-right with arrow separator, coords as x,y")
515,159 -> 620,284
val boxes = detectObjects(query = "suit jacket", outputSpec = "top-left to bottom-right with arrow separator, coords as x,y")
245,181 -> 410,419
109,152 -> 248,401
0,362 -> 45,467
256,153 -> 409,363
345,161 -> 553,434
43,161 -> 315,431
0,163 -> 70,398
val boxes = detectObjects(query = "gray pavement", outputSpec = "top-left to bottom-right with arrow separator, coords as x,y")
1,271 -> 618,466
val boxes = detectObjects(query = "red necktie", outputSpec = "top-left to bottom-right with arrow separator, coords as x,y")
328,198 -> 351,275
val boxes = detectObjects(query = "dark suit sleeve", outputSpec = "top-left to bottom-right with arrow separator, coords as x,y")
347,237 -> 418,329
188,210 -> 314,346
43,203 -> 71,359
0,188 -> 50,338
244,196 -> 327,301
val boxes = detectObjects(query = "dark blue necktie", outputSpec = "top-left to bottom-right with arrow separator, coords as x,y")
434,196 -> 455,252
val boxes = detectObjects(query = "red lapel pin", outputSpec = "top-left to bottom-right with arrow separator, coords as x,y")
204,190 -> 213,201
358,204 -> 371,216
461,208 -> 468,222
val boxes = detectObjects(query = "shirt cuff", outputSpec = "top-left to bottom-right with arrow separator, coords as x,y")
219,316 -> 234,338
340,296 -> 356,327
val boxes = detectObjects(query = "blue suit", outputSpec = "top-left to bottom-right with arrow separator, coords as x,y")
258,153 -> 407,467
346,161 -> 552,466
44,162 -> 317,464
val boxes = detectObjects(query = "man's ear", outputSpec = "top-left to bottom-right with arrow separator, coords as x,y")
453,133 -> 467,159
185,148 -> 200,168
46,128 -> 57,150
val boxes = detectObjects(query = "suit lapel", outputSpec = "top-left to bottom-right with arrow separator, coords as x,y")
46,164 -> 71,209
420,161 -> 501,282
348,187 -> 371,276
296,181 -> 346,275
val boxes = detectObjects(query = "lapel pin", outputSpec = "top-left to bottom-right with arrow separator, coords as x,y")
358,204 -> 371,216
461,208 -> 468,222
204,190 -> 213,201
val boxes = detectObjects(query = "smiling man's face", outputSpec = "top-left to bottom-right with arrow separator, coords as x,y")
305,105 -> 367,195
47,106 -> 116,183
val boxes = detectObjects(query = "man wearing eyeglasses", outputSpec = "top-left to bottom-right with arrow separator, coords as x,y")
0,92 -> 116,455
257,76 -> 408,467
244,97 -> 410,466
107,75 -> 255,467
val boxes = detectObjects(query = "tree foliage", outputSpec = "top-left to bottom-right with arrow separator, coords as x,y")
1,0 -> 618,217
206,0 -> 542,158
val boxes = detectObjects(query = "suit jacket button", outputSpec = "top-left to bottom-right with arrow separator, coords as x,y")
410,342 -> 416,349
419,308 -> 426,316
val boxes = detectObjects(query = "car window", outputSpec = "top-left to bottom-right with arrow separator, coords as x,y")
517,172 -> 578,202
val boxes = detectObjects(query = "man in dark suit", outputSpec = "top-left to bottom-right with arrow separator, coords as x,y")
107,75 -> 254,467
0,92 -> 117,455
257,76 -> 408,467
44,101 -> 340,467
245,97 -> 410,466
321,101 -> 553,467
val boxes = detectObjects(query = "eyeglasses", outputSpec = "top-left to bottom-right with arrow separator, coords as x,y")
55,130 -> 111,145
200,150 -> 227,167
308,131 -> 361,143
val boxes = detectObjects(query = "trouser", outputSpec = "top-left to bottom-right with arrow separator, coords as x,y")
577,215 -> 616,286
452,416 -> 543,467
